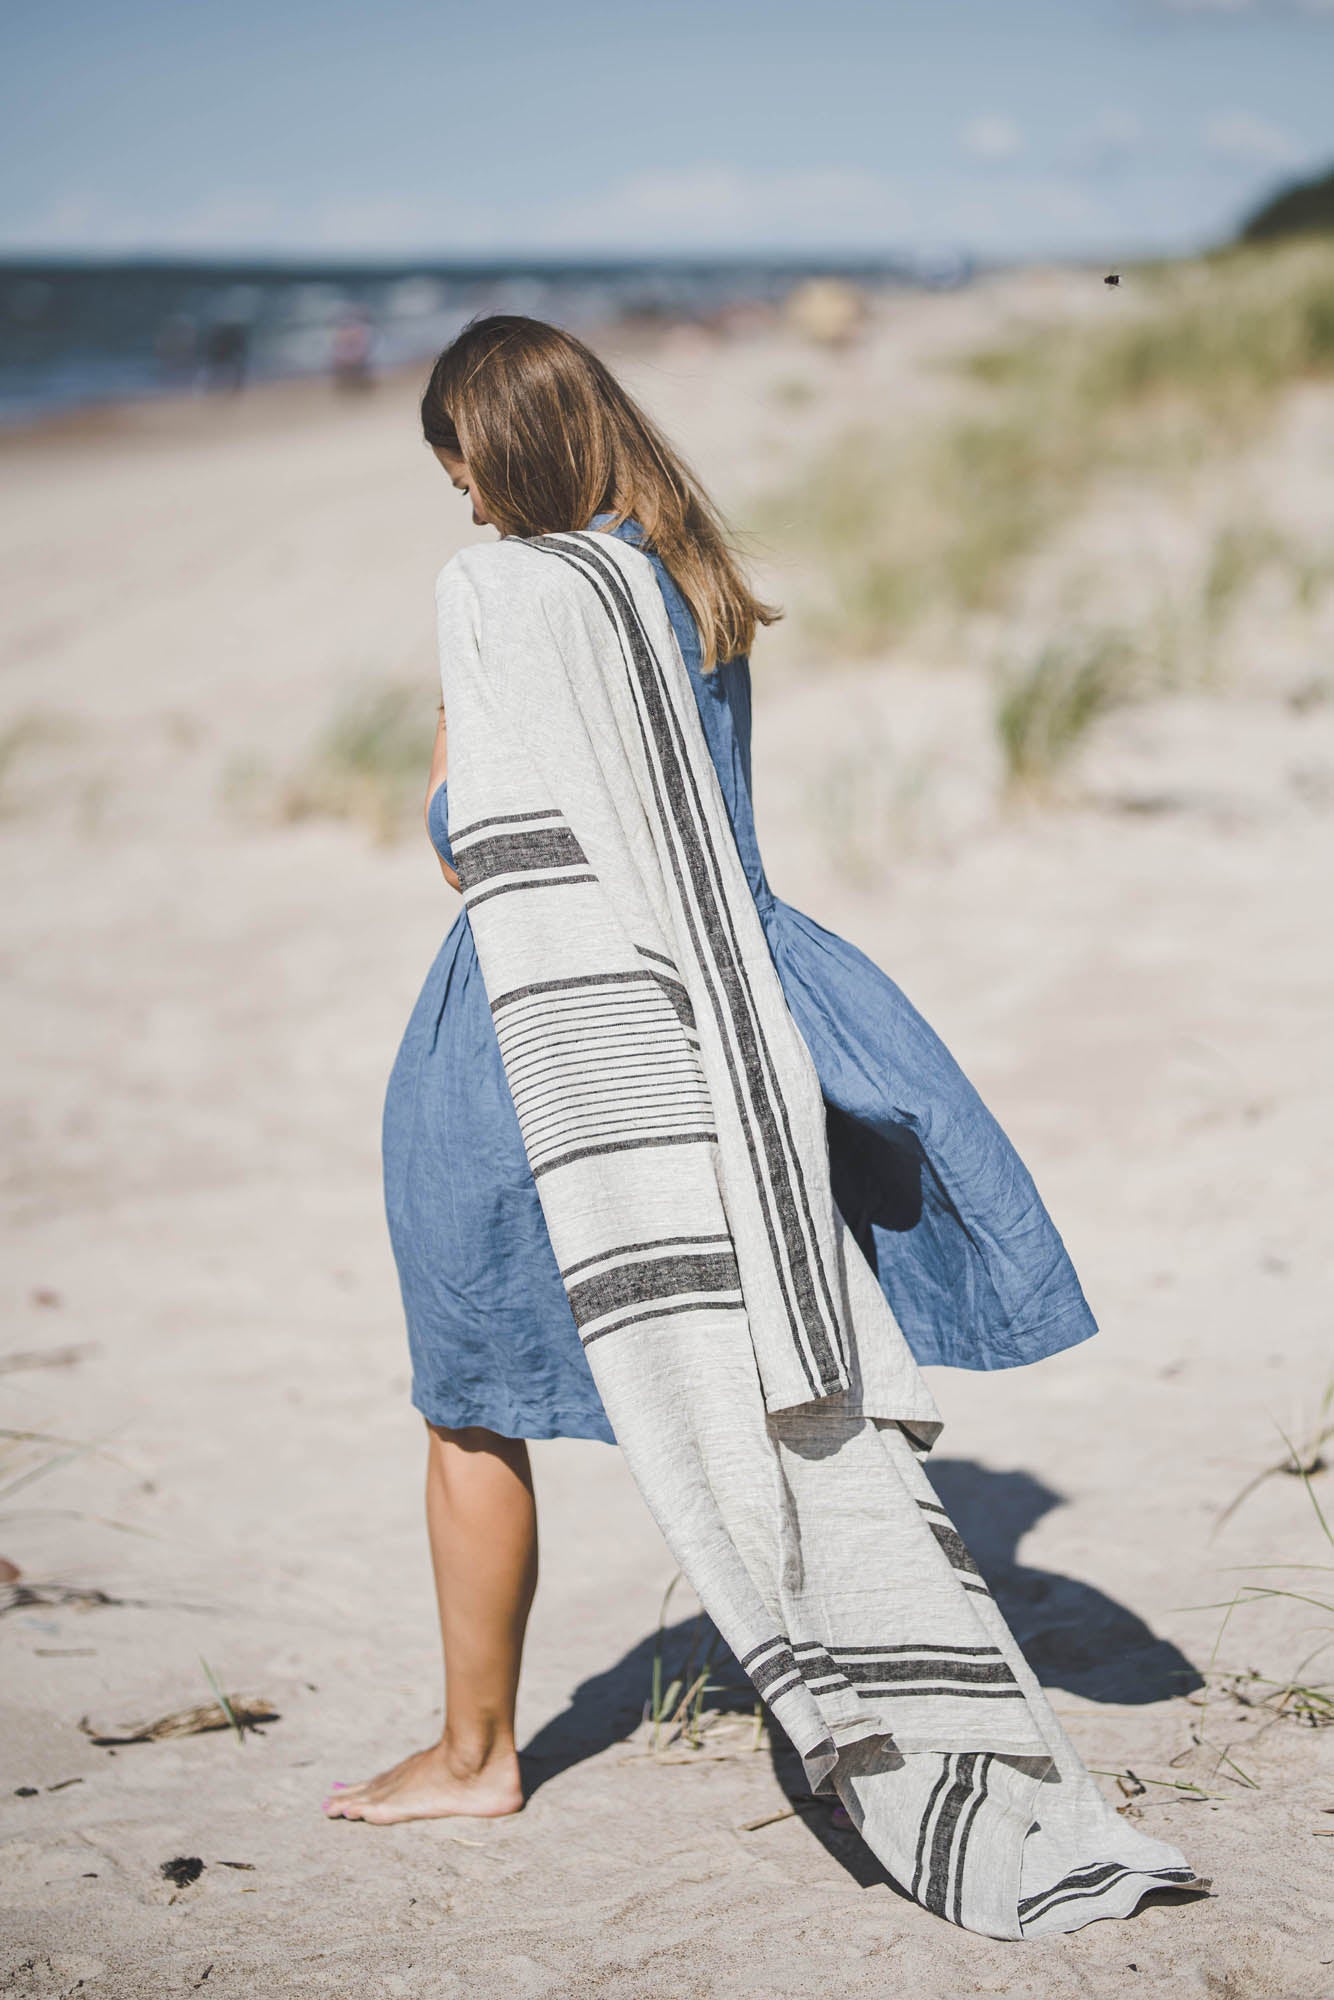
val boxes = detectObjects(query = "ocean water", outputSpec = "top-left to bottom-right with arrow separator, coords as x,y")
0,253 -> 970,428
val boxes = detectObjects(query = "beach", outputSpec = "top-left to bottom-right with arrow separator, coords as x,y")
1,275 -> 1332,1997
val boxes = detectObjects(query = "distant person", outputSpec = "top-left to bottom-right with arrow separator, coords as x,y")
322,315 -> 1204,1941
154,312 -> 198,387
203,318 -> 249,395
331,308 -> 374,394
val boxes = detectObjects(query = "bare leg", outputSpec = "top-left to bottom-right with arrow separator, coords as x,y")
323,1423 -> 537,1824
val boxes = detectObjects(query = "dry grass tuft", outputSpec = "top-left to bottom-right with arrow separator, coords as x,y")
995,631 -> 1140,795
1179,1386 -> 1334,1779
277,679 -> 432,844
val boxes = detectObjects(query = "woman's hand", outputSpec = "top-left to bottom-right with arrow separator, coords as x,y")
426,703 -> 460,891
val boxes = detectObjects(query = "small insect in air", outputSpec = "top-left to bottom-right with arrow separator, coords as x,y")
1104,273 -> 1121,287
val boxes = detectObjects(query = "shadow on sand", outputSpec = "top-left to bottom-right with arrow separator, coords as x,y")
924,1459 -> 1203,1706
519,1457 -> 1202,1892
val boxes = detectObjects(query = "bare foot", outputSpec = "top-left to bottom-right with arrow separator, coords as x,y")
322,1740 -> 523,1826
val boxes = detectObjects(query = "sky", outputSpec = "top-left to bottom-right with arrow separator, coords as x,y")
2,0 -> 1331,263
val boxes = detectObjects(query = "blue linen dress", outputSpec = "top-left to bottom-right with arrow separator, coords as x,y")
382,517 -> 1097,1445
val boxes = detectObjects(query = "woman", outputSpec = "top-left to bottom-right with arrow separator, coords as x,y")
324,315 -> 1099,1831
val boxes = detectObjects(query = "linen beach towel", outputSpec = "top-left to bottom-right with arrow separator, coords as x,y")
435,528 -> 1205,1939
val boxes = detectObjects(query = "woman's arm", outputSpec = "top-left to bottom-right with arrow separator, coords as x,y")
426,702 -> 460,891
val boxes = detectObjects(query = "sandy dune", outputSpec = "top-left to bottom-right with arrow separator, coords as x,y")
1,289 -> 1331,1997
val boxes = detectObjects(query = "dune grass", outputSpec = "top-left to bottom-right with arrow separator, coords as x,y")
995,630 -> 1140,796
759,240 -> 1334,661
966,239 -> 1334,436
987,508 -> 1311,794
644,1573 -> 765,1759
279,679 -> 432,844
1186,1388 -> 1334,1762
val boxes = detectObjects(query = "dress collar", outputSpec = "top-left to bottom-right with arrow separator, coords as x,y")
586,510 -> 646,546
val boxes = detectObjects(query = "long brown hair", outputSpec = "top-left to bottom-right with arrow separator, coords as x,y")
420,315 -> 780,671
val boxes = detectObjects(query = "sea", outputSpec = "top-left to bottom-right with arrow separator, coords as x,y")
0,252 -> 973,429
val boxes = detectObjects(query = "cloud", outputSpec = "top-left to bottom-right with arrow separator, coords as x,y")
960,115 -> 1024,162
1203,110 -> 1303,164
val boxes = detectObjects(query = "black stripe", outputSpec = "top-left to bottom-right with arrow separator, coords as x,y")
1020,1862 -> 1132,1921
791,1643 -> 840,1680
738,1638 -> 788,1670
566,1248 -> 742,1331
924,1753 -> 979,1917
490,968 -> 673,1012
837,1659 -> 1017,1687
912,1759 -> 957,1902
501,1037 -> 700,1081
746,1643 -> 802,1697
498,1017 -> 694,1067
497,1001 -> 699,1047
581,1295 -> 745,1346
1018,1861 -> 1197,1924
825,1644 -> 1003,1659
925,1520 -> 984,1577
849,1684 -> 1025,1701
450,807 -> 565,840
951,1753 -> 992,1928
510,1064 -> 709,1106
501,1017 -> 697,1058
504,1062 -> 708,1113
530,1118 -> 714,1165
645,970 -> 698,1031
531,1130 -> 716,1179
561,1232 -> 734,1280
771,1643 -> 1017,1697
514,1083 -> 712,1144
464,872 -> 597,911
522,1110 -> 714,1160
454,824 -> 588,885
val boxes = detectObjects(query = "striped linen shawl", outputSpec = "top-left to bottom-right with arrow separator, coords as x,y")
434,529 -> 1204,1938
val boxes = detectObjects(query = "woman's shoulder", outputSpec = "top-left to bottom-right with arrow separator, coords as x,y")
435,534 -> 616,608
434,537 -> 527,601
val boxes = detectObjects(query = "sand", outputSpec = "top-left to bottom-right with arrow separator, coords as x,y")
1,286 -> 1332,1998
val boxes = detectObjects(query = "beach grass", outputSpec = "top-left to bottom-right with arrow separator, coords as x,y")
1184,1390 -> 1334,1769
758,239 -> 1334,660
995,630 -> 1140,795
644,1574 -> 766,1759
278,679 -> 432,844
